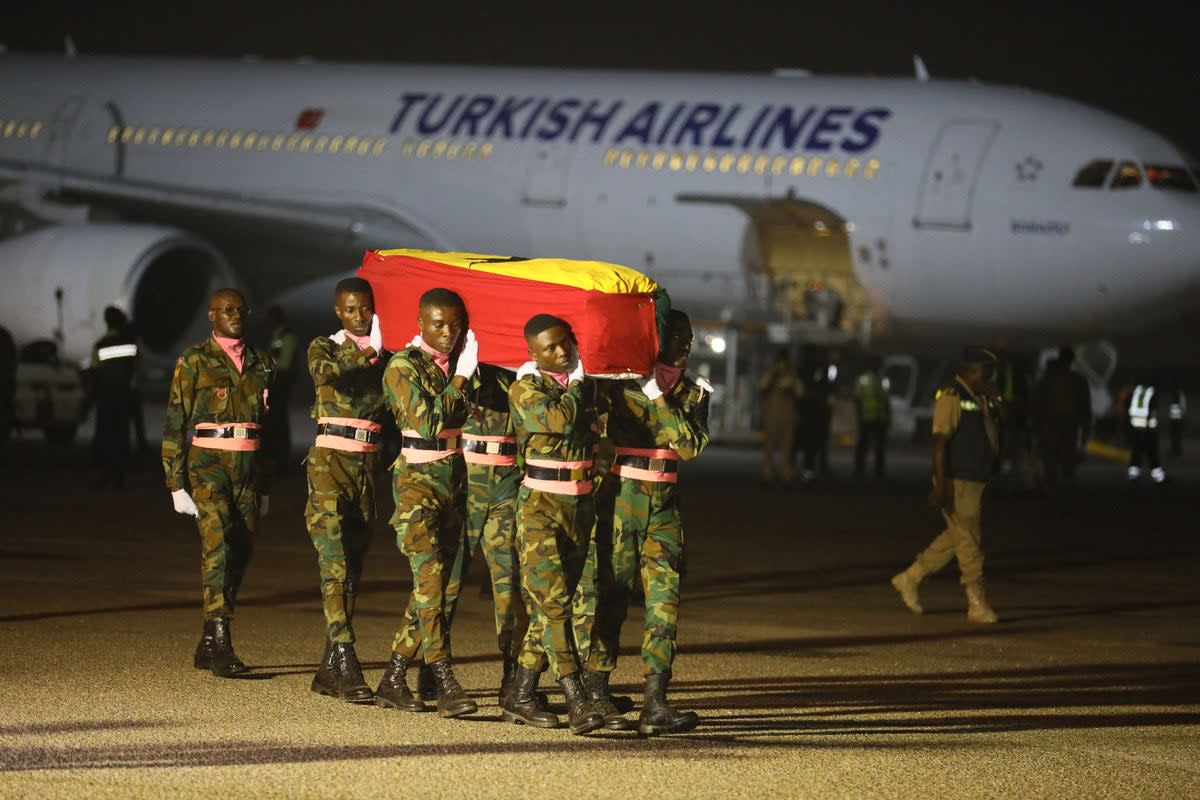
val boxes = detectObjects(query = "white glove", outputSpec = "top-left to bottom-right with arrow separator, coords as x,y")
171,488 -> 199,517
259,495 -> 270,518
454,330 -> 479,378
329,330 -> 348,344
368,314 -> 382,352
640,374 -> 663,401
516,360 -> 539,379
567,356 -> 585,384
407,334 -> 423,348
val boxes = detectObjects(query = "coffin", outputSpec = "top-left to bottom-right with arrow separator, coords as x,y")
358,248 -> 667,377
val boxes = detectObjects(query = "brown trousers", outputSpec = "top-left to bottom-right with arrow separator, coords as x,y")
912,479 -> 986,586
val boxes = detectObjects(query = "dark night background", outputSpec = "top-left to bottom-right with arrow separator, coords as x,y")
5,1 -> 1198,153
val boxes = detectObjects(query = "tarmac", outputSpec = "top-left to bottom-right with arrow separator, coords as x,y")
1,410 -> 1198,799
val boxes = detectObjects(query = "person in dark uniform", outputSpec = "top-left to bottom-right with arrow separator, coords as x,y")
1033,346 -> 1091,498
262,305 -> 300,475
891,346 -> 1003,624
88,306 -> 141,489
0,324 -> 15,444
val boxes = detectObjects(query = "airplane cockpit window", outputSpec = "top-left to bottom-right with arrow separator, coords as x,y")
1144,165 -> 1197,192
1072,159 -> 1114,187
1109,161 -> 1142,189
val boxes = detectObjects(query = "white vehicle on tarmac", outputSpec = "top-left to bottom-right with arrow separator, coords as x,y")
10,339 -> 87,443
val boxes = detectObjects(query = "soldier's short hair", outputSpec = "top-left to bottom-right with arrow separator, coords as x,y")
419,287 -> 465,312
524,313 -> 571,340
667,309 -> 691,327
335,277 -> 373,298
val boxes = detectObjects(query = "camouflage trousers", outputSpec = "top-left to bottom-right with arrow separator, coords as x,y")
588,475 -> 685,676
186,447 -> 259,621
389,454 -> 466,664
443,463 -> 528,654
516,486 -> 597,681
304,446 -> 377,643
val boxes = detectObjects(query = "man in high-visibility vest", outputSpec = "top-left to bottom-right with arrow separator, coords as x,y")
1126,380 -> 1166,485
853,360 -> 891,479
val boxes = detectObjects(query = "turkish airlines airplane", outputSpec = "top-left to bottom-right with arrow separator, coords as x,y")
1,52 -> 1197,432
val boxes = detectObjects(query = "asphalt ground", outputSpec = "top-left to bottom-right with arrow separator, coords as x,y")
1,409 -> 1198,799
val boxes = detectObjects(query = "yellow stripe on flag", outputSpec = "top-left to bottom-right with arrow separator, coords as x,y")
377,248 -> 661,294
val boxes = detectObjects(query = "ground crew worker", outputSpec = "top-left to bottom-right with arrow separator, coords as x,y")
504,313 -> 605,735
440,361 -> 529,705
305,278 -> 387,704
163,288 -> 274,677
891,346 -> 1002,625
758,349 -> 801,488
1126,379 -> 1165,485
588,309 -> 709,736
853,359 -> 891,479
1166,384 -> 1187,458
262,305 -> 300,474
376,288 -> 478,719
88,306 -> 140,489
1033,346 -> 1092,498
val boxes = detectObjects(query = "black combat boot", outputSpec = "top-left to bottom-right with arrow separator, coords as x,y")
209,618 -> 250,678
374,652 -> 427,712
559,673 -> 604,735
501,665 -> 560,728
311,640 -> 374,703
429,659 -> 478,718
193,619 -> 218,670
638,673 -> 699,736
580,667 -> 636,731
416,661 -> 437,701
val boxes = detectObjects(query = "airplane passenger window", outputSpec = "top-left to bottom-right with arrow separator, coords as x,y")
1144,165 -> 1197,191
1109,161 -> 1142,189
1072,159 -> 1113,187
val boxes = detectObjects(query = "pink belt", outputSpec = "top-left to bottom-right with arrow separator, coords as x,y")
192,422 -> 261,451
523,458 -> 594,495
315,416 -> 382,453
462,433 -> 518,467
612,446 -> 679,483
401,427 -> 462,464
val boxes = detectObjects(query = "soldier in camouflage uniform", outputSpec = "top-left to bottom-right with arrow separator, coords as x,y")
376,288 -> 478,719
588,309 -> 710,735
163,288 -> 274,678
504,314 -> 606,735
441,362 -> 529,704
305,277 -> 388,703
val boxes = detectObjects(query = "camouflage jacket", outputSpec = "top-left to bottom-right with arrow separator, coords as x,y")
162,336 -> 274,491
308,336 -> 388,422
606,372 -> 711,460
509,373 -> 605,466
382,346 -> 467,438
465,363 -> 516,438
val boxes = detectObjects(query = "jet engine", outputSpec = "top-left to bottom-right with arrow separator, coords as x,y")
0,223 -> 238,374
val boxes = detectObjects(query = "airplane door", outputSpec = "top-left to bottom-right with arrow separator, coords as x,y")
51,96 -> 124,177
914,120 -> 998,230
523,145 -> 569,208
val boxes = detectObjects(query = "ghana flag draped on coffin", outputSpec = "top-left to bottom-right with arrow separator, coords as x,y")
359,249 -> 670,377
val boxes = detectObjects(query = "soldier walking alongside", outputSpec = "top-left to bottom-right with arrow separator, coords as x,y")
891,346 -> 1003,624
588,309 -> 709,735
505,314 -> 605,735
163,288 -> 274,677
377,288 -> 478,718
305,278 -> 388,703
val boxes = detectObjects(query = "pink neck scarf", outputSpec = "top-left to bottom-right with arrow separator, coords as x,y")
655,363 -> 683,394
344,331 -> 378,363
214,334 -> 245,373
418,338 -> 450,375
541,370 -> 570,389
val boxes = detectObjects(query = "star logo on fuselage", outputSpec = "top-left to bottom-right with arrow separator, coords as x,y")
1016,155 -> 1043,182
